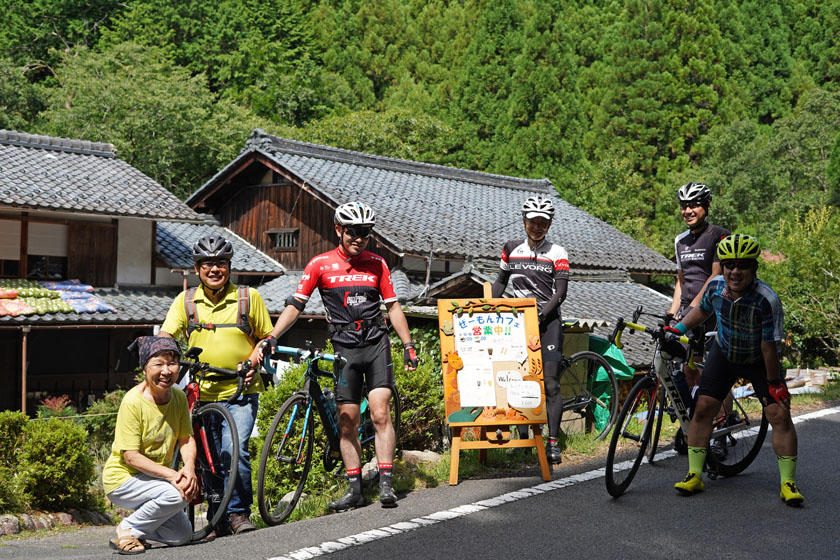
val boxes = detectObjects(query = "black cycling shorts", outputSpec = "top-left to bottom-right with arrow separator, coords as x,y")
697,339 -> 782,405
333,334 -> 394,404
540,315 -> 564,365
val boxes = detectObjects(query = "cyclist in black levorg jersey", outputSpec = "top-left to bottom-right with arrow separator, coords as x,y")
492,195 -> 569,463
668,182 -> 730,389
263,202 -> 418,511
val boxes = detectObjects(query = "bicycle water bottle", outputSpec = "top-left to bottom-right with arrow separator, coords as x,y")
324,389 -> 338,423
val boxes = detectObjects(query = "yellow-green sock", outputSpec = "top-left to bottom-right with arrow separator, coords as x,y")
688,446 -> 707,474
777,455 -> 797,484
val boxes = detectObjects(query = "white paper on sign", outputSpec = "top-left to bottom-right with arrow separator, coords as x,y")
507,381 -> 542,409
457,367 -> 496,407
495,370 -> 522,388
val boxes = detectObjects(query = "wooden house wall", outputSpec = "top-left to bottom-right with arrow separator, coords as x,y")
216,166 -> 400,271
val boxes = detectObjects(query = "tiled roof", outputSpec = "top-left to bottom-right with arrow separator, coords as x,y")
258,273 -> 325,316
256,268 -> 416,316
0,130 -> 202,221
157,220 -> 285,274
189,130 -> 675,273
0,286 -> 180,325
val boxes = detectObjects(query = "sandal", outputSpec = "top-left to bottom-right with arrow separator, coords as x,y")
109,535 -> 146,555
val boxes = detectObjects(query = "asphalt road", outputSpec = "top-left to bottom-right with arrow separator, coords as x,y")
3,406 -> 838,560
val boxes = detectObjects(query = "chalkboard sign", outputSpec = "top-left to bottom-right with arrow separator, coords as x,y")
439,292 -> 551,484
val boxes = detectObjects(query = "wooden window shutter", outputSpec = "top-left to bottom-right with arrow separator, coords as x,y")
67,222 -> 117,286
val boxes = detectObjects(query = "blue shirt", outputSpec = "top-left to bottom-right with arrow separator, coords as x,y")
699,276 -> 784,364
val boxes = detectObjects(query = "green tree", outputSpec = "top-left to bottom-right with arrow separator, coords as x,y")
284,108 -> 457,164
762,207 -> 840,365
0,57 -> 46,130
37,43 -> 268,199
827,132 -> 840,206
730,1 -> 795,122
0,0 -> 124,72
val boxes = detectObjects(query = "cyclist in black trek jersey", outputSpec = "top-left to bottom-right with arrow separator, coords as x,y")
668,182 -> 729,390
262,202 -> 418,511
492,195 -> 569,463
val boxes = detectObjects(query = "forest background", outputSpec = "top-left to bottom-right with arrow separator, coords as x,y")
1,0 -> 839,365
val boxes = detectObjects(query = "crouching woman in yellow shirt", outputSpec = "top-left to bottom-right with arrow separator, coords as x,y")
102,337 -> 198,554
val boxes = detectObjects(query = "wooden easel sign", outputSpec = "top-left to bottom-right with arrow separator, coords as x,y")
439,293 -> 551,484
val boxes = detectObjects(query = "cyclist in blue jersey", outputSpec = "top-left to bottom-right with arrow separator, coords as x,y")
666,234 -> 803,506
492,195 -> 569,463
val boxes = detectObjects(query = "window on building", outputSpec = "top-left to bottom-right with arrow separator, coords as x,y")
0,219 -> 20,278
26,222 -> 68,279
266,228 -> 299,252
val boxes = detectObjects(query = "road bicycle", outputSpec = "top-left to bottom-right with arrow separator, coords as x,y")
555,349 -> 619,441
256,343 -> 401,526
604,306 -> 768,497
171,348 -> 249,540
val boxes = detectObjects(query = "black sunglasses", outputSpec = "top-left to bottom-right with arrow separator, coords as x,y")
722,260 -> 755,271
344,225 -> 373,239
680,201 -> 702,209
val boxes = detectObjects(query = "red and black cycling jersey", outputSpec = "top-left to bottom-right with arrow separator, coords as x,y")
499,239 -> 569,312
674,223 -> 730,306
295,247 -> 397,346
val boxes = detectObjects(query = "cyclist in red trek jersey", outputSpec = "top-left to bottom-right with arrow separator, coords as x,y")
264,202 -> 418,511
492,195 -> 569,464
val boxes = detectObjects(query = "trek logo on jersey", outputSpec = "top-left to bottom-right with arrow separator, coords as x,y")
328,274 -> 376,284
680,249 -> 706,262
301,274 -> 310,281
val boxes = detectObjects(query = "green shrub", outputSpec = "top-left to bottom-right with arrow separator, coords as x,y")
391,326 -> 445,451
0,410 -> 26,467
19,418 -> 97,511
81,389 -> 126,452
0,411 -> 29,513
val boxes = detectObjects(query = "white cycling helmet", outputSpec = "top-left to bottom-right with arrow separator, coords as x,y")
677,182 -> 712,206
334,201 -> 376,226
522,196 -> 555,220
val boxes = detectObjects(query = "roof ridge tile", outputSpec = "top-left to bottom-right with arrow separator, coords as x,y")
248,129 -> 551,192
0,129 -> 116,158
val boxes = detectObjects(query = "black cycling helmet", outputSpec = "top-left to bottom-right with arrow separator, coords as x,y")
192,234 -> 234,262
677,182 -> 712,206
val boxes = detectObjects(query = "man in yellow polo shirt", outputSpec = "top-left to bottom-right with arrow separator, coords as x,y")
160,235 -> 273,536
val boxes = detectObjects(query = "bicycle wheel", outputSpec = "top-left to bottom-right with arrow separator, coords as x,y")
257,393 -> 314,526
709,385 -> 769,477
360,385 -> 401,464
172,403 -> 239,541
648,387 -> 666,463
605,376 -> 658,497
558,351 -> 619,440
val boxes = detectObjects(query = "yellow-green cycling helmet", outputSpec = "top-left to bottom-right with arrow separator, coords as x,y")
717,234 -> 760,261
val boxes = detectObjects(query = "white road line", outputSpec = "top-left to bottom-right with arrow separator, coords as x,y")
268,405 -> 840,560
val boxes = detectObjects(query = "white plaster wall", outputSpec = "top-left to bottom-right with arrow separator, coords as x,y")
117,218 -> 152,285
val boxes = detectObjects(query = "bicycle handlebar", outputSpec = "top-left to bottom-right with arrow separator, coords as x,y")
179,358 -> 250,403
260,342 -> 346,379
609,316 -> 691,350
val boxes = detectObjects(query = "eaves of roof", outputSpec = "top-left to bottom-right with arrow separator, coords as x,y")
0,286 -> 180,326
0,129 -> 202,222
156,220 -> 285,274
